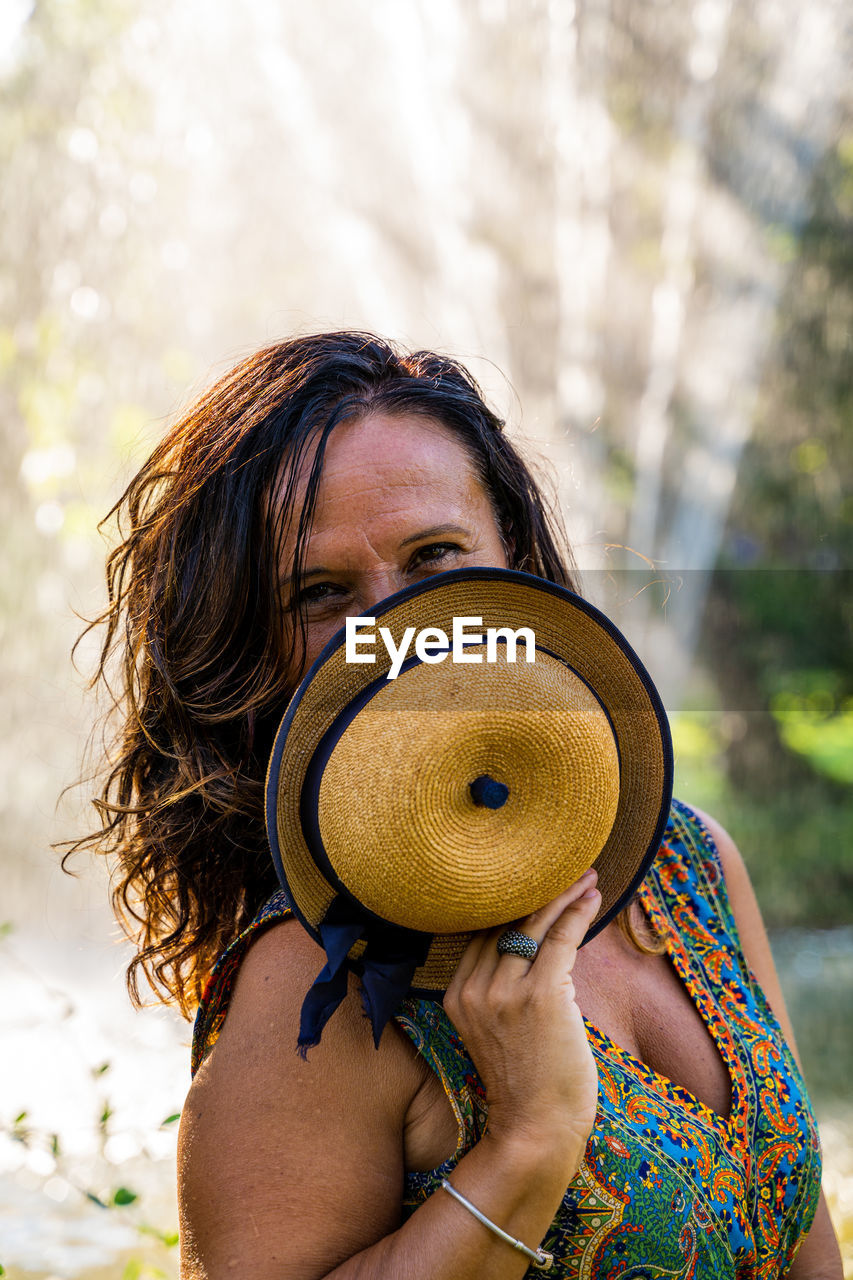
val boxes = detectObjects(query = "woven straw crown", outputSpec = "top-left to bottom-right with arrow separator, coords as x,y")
265,568 -> 673,1032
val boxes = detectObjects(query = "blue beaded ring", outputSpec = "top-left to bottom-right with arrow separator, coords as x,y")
496,928 -> 540,960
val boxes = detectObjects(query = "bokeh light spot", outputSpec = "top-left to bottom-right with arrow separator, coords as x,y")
792,439 -> 828,474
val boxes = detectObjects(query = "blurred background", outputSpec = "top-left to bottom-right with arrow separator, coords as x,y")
1,0 -> 851,1274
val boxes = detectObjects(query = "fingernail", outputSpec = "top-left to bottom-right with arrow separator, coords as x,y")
581,867 -> 598,882
581,887 -> 600,900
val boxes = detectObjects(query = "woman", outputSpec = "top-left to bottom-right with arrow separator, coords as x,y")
77,332 -> 841,1277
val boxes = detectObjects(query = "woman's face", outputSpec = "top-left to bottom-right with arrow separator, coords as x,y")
278,411 -> 510,684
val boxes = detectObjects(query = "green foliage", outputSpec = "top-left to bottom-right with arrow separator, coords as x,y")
673,711 -> 853,928
10,1110 -> 31,1146
698,124 -> 853,930
770,670 -> 853,785
139,1224 -> 180,1248
713,785 -> 853,929
1,1099 -> 180,1271
680,776 -> 853,928
83,1184 -> 142,1209
123,1260 -> 168,1280
113,1186 -> 139,1206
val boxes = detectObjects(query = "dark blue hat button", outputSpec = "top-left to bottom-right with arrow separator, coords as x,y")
469,775 -> 510,809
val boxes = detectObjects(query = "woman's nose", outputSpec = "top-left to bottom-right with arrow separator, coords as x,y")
357,569 -> 407,613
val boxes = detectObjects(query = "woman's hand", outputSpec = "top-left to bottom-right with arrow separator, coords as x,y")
443,868 -> 601,1180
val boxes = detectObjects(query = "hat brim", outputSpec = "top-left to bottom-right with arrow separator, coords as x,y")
265,567 -> 673,995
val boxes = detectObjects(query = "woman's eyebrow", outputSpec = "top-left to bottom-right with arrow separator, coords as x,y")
291,525 -> 472,583
398,523 -> 471,548
298,565 -> 333,580
277,564 -> 334,589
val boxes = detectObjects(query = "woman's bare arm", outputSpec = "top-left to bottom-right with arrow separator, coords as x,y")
690,806 -> 843,1280
179,876 -> 601,1279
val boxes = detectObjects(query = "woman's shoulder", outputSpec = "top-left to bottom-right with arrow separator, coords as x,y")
179,913 -> 430,1273
678,802 -> 753,899
662,797 -> 758,925
196,912 -> 332,1070
654,796 -> 748,917
658,798 -> 803,1055
190,890 -> 292,1074
189,910 -> 425,1102
666,797 -> 740,868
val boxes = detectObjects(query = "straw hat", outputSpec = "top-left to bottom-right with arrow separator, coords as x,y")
265,567 -> 673,1051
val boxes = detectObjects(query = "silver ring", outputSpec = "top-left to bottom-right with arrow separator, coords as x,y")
496,928 -> 539,961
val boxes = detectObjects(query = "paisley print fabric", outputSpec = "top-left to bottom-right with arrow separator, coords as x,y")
191,799 -> 822,1278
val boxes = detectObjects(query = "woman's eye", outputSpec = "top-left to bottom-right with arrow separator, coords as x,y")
297,582 -> 343,606
412,543 -> 462,568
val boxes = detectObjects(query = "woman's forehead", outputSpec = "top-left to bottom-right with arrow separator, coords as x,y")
303,410 -> 473,480
274,412 -> 492,547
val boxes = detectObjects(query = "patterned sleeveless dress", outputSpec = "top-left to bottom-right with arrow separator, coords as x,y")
192,799 -> 822,1278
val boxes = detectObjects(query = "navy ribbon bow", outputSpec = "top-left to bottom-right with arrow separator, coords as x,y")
297,896 -> 433,1055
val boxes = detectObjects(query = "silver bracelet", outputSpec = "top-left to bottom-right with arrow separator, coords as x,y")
439,1177 -> 554,1271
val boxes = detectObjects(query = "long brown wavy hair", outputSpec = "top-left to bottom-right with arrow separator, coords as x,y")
66,331 -> 661,1020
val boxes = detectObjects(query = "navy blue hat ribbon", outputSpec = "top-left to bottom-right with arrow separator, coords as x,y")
297,895 -> 432,1055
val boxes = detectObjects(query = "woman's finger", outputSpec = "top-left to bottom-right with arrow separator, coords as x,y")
533,885 -> 601,980
446,924 -> 493,991
476,867 -> 600,980
516,866 -> 599,942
